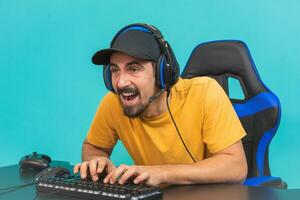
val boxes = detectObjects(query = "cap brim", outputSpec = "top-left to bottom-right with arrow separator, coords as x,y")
92,48 -> 117,65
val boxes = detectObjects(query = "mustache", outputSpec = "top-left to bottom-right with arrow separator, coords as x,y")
116,87 -> 139,95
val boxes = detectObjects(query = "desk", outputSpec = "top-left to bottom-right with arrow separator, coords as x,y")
0,162 -> 299,200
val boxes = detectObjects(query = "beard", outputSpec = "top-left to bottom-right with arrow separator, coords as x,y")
121,102 -> 149,118
116,86 -> 150,118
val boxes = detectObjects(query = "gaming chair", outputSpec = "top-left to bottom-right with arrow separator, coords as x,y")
181,40 -> 286,188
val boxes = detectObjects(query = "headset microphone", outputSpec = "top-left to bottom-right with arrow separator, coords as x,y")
148,89 -> 165,103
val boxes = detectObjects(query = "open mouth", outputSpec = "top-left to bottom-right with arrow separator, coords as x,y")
120,91 -> 139,105
117,87 -> 140,106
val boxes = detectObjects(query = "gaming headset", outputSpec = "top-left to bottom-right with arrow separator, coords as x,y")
103,23 -> 180,93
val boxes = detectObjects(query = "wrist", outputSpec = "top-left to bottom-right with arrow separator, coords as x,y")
157,165 -> 171,184
84,155 -> 107,162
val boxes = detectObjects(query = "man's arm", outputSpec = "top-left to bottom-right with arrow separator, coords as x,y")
82,139 -> 113,161
106,140 -> 247,186
158,140 -> 247,184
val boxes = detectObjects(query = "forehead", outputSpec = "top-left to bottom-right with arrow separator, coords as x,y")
110,52 -> 146,65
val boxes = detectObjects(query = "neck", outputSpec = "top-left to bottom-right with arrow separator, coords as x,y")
141,91 -> 171,118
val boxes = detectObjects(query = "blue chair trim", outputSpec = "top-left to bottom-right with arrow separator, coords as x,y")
232,92 -> 278,118
256,128 -> 276,176
244,176 -> 281,187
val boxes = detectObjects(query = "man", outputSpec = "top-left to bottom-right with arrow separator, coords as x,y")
74,23 -> 247,186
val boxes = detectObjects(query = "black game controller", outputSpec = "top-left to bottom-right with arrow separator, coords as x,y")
19,152 -> 51,171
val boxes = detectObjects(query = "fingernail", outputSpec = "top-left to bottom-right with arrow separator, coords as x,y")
103,178 -> 108,183
134,180 -> 138,184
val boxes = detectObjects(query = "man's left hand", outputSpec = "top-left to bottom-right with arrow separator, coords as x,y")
103,164 -> 165,186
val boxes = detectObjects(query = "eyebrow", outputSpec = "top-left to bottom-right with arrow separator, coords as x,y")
125,61 -> 144,68
110,60 -> 145,68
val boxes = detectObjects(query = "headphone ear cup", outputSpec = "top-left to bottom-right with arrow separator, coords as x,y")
103,65 -> 115,93
163,57 -> 172,89
156,55 -> 167,90
167,42 -> 179,86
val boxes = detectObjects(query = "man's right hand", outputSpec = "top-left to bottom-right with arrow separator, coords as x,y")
73,157 -> 116,182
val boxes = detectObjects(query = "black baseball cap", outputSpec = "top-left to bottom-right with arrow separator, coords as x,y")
92,29 -> 161,65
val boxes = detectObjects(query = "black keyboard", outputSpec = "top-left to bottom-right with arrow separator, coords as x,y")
36,167 -> 162,200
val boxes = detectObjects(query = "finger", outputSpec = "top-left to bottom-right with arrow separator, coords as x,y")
103,170 -> 114,183
110,164 -> 128,184
133,173 -> 149,184
73,163 -> 81,174
118,167 -> 138,185
89,159 -> 99,181
106,160 -> 116,173
80,162 -> 89,179
96,159 -> 107,174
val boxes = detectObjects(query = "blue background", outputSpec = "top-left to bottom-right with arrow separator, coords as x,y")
1,0 -> 299,188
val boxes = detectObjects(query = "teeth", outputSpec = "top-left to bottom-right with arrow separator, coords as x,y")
122,93 -> 134,96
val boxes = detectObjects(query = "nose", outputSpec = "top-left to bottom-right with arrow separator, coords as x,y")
115,71 -> 131,89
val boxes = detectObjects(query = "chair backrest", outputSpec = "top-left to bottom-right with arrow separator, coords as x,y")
181,40 -> 281,178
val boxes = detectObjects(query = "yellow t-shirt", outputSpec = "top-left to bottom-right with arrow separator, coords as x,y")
87,77 -> 246,165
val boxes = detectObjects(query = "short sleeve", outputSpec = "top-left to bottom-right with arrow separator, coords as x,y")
202,79 -> 246,153
86,93 -> 119,149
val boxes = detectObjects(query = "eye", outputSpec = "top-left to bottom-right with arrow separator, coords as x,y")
128,65 -> 141,73
110,67 -> 119,75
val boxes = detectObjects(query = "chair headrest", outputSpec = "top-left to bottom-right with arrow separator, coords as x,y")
182,40 -> 266,98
